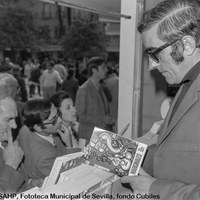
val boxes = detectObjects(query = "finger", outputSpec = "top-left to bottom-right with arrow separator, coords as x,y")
57,129 -> 63,135
7,131 -> 13,145
121,175 -> 137,184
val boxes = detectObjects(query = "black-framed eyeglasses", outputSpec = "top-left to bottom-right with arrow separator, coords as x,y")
41,110 -> 61,126
144,38 -> 181,63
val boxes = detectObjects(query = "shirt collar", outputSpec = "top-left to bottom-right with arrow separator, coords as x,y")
181,60 -> 200,85
35,132 -> 55,146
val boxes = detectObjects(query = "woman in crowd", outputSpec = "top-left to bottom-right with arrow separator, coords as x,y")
50,91 -> 79,148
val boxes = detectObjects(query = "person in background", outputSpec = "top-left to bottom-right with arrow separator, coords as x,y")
113,0 -> 200,199
17,99 -> 80,181
54,59 -> 67,81
12,65 -> 28,102
50,91 -> 79,148
78,68 -> 88,86
54,59 -> 67,91
75,57 -> 115,147
62,68 -> 79,102
102,65 -> 119,131
24,58 -> 34,80
40,60 -> 63,99
29,63 -> 41,98
4,57 -> 14,69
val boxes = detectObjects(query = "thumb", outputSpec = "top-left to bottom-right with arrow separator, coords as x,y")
121,175 -> 136,184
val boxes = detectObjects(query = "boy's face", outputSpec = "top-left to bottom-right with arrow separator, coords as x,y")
41,104 -> 62,134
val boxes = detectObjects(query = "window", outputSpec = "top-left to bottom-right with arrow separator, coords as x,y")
43,3 -> 51,19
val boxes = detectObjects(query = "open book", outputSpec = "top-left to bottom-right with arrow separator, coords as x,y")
84,127 -> 148,176
40,151 -> 84,191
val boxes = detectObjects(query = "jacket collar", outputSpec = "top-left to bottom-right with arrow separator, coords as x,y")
157,72 -> 200,146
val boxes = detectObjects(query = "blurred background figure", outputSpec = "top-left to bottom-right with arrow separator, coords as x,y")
4,57 -> 14,68
54,59 -> 67,91
102,65 -> 119,131
24,58 -> 35,97
12,65 -> 28,102
29,62 -> 41,98
78,68 -> 89,86
40,60 -> 63,99
75,57 -> 115,147
62,68 -> 79,102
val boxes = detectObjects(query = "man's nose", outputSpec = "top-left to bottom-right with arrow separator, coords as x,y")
148,59 -> 159,71
11,119 -> 17,129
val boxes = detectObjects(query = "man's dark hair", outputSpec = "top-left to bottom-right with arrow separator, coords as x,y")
22,99 -> 52,131
138,0 -> 200,64
87,57 -> 106,76
67,69 -> 75,80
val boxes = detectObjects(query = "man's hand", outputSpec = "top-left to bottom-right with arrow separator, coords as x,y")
57,124 -> 72,147
3,132 -> 24,170
121,168 -> 156,195
29,178 -> 44,188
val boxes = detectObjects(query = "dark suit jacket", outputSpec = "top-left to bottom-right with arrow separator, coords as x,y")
75,79 -> 113,142
112,70 -> 200,200
0,148 -> 24,193
17,125 -> 80,180
147,71 -> 200,199
62,77 -> 79,102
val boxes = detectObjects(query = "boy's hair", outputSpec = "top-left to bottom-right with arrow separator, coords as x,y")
22,99 -> 52,131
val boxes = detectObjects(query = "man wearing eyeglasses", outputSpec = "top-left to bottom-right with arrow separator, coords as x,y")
17,99 -> 81,185
113,0 -> 200,199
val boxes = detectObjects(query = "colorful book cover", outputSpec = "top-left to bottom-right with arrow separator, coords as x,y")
84,127 -> 147,177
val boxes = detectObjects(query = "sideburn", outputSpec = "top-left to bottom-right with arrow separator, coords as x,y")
170,42 -> 185,64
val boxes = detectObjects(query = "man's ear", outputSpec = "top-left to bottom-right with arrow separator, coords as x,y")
33,124 -> 42,133
182,35 -> 196,56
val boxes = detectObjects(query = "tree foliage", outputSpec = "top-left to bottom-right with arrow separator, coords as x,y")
0,1 -> 37,51
62,19 -> 109,60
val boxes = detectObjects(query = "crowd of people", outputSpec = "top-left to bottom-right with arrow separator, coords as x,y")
0,55 -> 119,194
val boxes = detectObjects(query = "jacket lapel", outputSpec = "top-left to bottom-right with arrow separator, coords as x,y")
88,79 -> 109,114
157,75 -> 200,146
